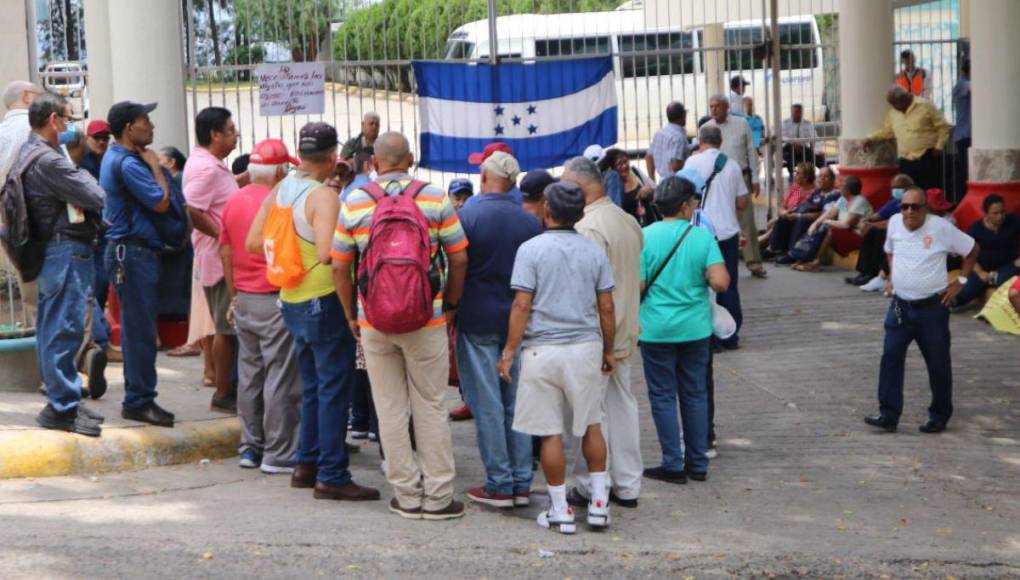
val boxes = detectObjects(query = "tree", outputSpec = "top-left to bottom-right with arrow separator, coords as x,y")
234,0 -> 346,63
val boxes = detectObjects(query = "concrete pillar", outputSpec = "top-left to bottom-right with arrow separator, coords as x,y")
82,0 -> 188,150
703,24 -> 726,100
954,0 -> 1020,229
837,0 -> 898,209
0,1 -> 32,91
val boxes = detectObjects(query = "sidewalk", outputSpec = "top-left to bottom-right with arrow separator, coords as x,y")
0,354 -> 240,478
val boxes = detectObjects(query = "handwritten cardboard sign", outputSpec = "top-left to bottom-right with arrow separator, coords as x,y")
256,63 -> 325,116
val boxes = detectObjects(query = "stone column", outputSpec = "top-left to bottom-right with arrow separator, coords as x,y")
837,0 -> 898,209
82,0 -> 188,150
702,24 -> 726,100
0,0 -> 32,89
954,0 -> 1020,230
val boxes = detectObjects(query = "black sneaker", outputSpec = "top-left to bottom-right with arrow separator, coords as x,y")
643,466 -> 687,484
566,486 -> 589,508
84,347 -> 108,400
609,491 -> 639,508
36,405 -> 102,437
77,403 -> 105,424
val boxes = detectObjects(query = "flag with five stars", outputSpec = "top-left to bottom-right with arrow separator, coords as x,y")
412,57 -> 617,172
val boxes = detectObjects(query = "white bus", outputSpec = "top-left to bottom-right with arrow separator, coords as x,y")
443,10 -> 827,148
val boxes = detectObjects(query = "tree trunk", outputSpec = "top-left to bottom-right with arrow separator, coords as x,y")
64,0 -> 78,61
208,0 -> 222,67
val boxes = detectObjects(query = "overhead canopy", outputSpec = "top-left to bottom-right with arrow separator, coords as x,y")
641,0 -> 840,28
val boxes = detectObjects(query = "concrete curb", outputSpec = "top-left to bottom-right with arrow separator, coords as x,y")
0,418 -> 240,479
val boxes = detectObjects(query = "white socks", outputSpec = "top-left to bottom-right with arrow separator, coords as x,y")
548,484 -> 568,514
589,471 -> 609,504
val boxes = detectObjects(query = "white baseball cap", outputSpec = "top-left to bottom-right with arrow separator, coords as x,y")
583,144 -> 606,164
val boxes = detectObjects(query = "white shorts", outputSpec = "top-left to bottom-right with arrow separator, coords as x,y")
512,341 -> 607,438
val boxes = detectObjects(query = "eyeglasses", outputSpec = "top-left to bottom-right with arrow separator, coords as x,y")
900,203 -> 926,211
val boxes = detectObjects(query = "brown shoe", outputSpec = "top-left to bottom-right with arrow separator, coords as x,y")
290,463 -> 317,488
313,480 -> 381,501
388,497 -> 423,520
422,499 -> 466,521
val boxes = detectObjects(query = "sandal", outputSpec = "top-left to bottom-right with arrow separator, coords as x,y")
793,262 -> 820,272
167,342 -> 201,357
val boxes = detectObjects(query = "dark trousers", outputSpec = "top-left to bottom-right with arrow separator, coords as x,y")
877,298 -> 953,425
106,243 -> 161,410
954,263 -> 1020,308
953,138 -> 970,203
855,228 -> 889,278
350,369 -> 378,435
782,144 -> 825,176
769,216 -> 814,255
715,235 -> 742,349
899,150 -> 945,191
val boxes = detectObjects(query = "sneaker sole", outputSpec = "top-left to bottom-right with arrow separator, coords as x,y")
537,519 -> 576,534
422,510 -> 466,521
466,494 -> 514,509
388,503 -> 423,520
350,431 -> 369,439
513,497 -> 531,507
260,464 -> 295,474
587,514 -> 611,528
238,460 -> 259,469
35,417 -> 102,437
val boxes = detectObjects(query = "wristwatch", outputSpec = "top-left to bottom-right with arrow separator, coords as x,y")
956,276 -> 968,285
443,301 -> 459,312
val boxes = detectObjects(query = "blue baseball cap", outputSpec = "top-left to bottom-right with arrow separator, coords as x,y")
448,178 -> 474,196
675,168 -> 706,195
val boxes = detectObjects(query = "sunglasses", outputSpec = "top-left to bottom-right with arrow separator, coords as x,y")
900,203 -> 926,211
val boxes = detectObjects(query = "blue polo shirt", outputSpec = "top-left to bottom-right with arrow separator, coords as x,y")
101,143 -> 170,250
877,198 -> 902,220
456,191 -> 542,337
463,186 -> 523,208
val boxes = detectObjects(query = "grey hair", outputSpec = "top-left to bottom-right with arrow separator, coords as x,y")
3,81 -> 41,108
654,175 -> 696,217
363,111 -> 380,121
698,124 -> 723,147
562,156 -> 602,188
708,93 -> 728,108
891,173 -> 915,187
886,85 -> 910,102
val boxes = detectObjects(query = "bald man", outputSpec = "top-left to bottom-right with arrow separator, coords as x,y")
341,112 -> 381,159
1,80 -> 44,327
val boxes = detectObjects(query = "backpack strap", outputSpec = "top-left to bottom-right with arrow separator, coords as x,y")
360,181 -> 387,203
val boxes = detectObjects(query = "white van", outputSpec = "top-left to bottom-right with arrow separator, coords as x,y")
442,11 -> 826,148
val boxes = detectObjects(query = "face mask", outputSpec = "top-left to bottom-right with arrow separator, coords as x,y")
892,188 -> 905,200
57,126 -> 77,145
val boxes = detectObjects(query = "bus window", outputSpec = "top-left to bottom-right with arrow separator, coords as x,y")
722,22 -> 818,71
724,27 -> 765,71
535,36 -> 611,57
778,22 -> 817,70
444,40 -> 475,59
619,32 -> 695,78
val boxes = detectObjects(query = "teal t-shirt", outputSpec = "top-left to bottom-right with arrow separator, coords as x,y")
639,219 -> 724,343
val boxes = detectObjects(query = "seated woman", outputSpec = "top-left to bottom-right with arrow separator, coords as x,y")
793,175 -> 873,272
773,165 -> 840,264
953,193 -> 1020,309
760,162 -> 812,255
601,148 -> 659,226
847,173 -> 915,289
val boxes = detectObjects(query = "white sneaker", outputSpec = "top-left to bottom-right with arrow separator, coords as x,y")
537,508 -> 576,534
586,497 -> 611,529
860,276 -> 886,293
705,448 -> 719,460
379,459 -> 387,475
260,463 -> 295,475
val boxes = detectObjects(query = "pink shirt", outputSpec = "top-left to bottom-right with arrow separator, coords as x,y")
220,183 -> 276,294
183,147 -> 238,287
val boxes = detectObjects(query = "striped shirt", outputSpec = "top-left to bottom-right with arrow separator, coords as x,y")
331,173 -> 469,327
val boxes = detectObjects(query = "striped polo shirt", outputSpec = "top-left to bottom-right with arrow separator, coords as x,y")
331,173 -> 469,328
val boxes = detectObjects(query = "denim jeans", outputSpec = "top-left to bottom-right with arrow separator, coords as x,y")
878,298 -> 953,425
106,242 -> 161,410
37,240 -> 93,412
456,331 -> 533,495
954,263 -> 1020,308
715,235 -> 742,348
640,338 -> 711,473
91,237 -> 110,350
280,293 -> 355,486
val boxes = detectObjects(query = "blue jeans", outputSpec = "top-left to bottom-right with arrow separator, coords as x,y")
280,293 -> 355,486
91,237 -> 110,350
715,235 -> 742,348
37,240 -> 93,412
106,242 -> 161,410
954,263 -> 1020,308
456,331 -> 533,495
878,298 -> 953,425
640,338 -> 711,473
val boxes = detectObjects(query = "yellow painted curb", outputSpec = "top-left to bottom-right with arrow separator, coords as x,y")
0,418 -> 240,479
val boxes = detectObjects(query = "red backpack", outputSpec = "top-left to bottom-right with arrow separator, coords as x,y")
357,180 -> 436,334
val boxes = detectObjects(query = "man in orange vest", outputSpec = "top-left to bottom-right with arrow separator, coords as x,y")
896,49 -> 931,98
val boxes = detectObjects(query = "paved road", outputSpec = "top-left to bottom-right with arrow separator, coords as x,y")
2,267 -> 1018,578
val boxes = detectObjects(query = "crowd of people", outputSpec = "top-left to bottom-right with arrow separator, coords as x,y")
2,57 -> 1017,536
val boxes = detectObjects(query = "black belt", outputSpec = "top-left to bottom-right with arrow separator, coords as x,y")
113,237 -> 156,248
50,233 -> 95,246
894,294 -> 942,308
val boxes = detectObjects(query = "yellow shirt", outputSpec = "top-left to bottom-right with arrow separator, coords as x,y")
870,97 -> 951,160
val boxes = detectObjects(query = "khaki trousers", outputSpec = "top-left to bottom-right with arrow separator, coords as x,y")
362,324 -> 456,511
740,174 -> 762,268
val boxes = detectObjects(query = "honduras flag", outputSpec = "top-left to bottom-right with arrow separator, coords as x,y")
412,57 -> 617,172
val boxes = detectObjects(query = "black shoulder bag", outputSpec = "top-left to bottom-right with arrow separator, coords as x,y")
640,223 -> 694,302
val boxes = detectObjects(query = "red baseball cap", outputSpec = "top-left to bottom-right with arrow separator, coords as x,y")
926,188 -> 953,212
86,120 -> 111,136
249,138 -> 299,166
468,142 -> 513,165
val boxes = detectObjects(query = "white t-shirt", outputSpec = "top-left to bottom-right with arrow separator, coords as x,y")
884,214 -> 975,300
684,149 -> 747,241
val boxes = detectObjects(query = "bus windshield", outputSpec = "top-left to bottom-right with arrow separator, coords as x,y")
444,40 -> 475,59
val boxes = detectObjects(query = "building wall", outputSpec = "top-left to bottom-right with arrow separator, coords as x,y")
0,1 -> 33,101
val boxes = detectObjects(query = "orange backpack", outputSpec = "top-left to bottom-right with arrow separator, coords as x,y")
262,184 -> 313,289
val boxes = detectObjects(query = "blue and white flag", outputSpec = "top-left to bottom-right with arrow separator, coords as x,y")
412,57 -> 618,173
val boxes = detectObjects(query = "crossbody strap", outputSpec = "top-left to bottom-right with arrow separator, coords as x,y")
641,223 -> 694,302
700,152 -> 728,208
